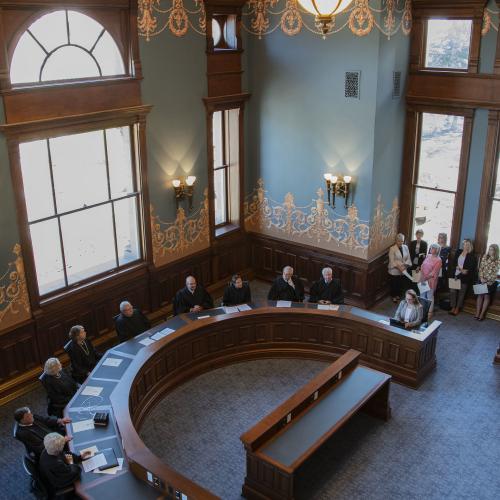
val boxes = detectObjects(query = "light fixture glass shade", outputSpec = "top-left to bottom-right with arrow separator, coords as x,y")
297,0 -> 353,18
331,176 -> 338,183
172,179 -> 181,188
344,175 -> 352,183
324,173 -> 332,181
186,175 -> 196,186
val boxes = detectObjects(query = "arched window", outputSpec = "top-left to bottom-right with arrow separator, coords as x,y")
10,9 -> 125,85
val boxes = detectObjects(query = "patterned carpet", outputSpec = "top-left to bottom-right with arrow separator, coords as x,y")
1,282 -> 499,500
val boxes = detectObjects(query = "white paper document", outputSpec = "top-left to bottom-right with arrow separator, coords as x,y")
102,358 -> 122,367
473,283 -> 489,295
139,337 -> 156,346
72,419 -> 95,433
151,331 -> 167,341
197,315 -> 210,319
161,327 -> 175,335
448,278 -> 462,290
378,319 -> 390,325
81,386 -> 103,397
237,304 -> 252,311
317,304 -> 340,311
417,281 -> 431,294
276,301 -> 292,308
93,458 -> 124,475
82,452 -> 107,472
223,306 -> 239,314
80,445 -> 98,458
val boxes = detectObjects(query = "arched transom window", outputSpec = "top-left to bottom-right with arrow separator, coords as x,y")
10,9 -> 125,85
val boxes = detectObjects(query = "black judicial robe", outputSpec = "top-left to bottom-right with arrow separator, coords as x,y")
173,286 -> 214,315
39,450 -> 82,490
66,339 -> 102,384
267,276 -> 304,302
222,283 -> 252,306
115,309 -> 151,343
309,278 -> 344,304
40,371 -> 78,417
409,239 -> 428,269
16,415 -> 64,458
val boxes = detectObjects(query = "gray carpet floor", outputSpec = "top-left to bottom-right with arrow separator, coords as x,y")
1,282 -> 499,499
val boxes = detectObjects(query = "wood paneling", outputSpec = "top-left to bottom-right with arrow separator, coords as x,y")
249,232 -> 389,308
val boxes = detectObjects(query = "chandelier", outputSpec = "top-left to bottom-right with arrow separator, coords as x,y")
297,0 -> 355,35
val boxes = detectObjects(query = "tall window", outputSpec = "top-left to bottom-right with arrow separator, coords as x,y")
10,9 -> 124,85
425,19 -> 472,70
212,108 -> 240,230
486,155 -> 500,249
412,113 -> 465,240
19,126 -> 142,296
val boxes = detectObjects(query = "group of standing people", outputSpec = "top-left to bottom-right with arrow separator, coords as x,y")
388,230 -> 499,320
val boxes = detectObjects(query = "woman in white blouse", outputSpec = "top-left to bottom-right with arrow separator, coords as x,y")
388,233 -> 412,303
394,289 -> 424,329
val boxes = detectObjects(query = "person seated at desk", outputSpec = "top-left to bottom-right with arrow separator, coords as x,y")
115,301 -> 151,342
309,267 -> 344,305
39,433 -> 90,492
40,358 -> 78,418
173,275 -> 214,315
65,325 -> 102,384
268,266 -> 305,302
14,407 -> 71,459
393,289 -> 423,330
222,274 -> 251,306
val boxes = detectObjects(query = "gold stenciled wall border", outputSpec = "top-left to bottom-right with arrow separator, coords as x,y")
482,4 -> 500,35
150,188 -> 210,267
138,0 -> 412,41
244,179 -> 399,260
0,244 -> 31,332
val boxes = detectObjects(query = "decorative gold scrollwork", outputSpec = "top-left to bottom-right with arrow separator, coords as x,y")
349,0 -> 374,37
169,0 -> 190,37
401,0 -> 412,37
280,0 -> 302,36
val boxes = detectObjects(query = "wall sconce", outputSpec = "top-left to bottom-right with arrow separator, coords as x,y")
172,176 -> 196,211
323,173 -> 352,209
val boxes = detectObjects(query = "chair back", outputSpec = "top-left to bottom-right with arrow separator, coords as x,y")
418,297 -> 432,325
63,340 -> 72,354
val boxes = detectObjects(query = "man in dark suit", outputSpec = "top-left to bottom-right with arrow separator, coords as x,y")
267,266 -> 305,302
14,407 -> 71,459
173,276 -> 214,315
309,267 -> 344,304
115,301 -> 151,342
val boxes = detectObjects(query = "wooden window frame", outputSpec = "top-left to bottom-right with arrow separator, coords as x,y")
475,110 -> 500,255
399,105 -> 474,249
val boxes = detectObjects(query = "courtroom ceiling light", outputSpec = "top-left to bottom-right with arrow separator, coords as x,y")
172,176 -> 196,211
297,0 -> 354,36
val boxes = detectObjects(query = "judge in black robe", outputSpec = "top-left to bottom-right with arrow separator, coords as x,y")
267,266 -> 305,302
115,301 -> 151,342
173,276 -> 214,315
14,407 -> 70,459
65,326 -> 102,384
222,274 -> 252,306
40,360 -> 78,418
309,267 -> 344,304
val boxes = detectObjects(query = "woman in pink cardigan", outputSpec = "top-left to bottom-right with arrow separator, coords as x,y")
419,243 -> 443,320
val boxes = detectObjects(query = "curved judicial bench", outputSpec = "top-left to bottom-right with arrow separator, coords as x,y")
67,302 -> 439,500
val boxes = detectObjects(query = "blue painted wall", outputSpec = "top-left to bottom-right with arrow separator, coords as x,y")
139,33 -> 207,221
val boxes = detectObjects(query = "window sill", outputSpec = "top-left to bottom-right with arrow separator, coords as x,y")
215,224 -> 240,239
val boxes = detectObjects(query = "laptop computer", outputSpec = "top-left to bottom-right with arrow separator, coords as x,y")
389,318 -> 406,329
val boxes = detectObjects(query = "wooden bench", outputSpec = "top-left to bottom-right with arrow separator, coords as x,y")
240,349 -> 391,500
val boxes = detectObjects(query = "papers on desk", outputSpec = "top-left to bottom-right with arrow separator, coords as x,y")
93,458 -> 124,475
102,357 -> 123,367
317,304 -> 339,311
417,281 -> 430,294
151,328 -> 175,341
72,419 -> 94,433
82,452 -> 107,472
81,386 -> 103,397
223,306 -> 239,314
139,337 -> 156,346
80,445 -> 98,458
237,304 -> 252,311
276,301 -> 292,308
378,319 -> 390,325
197,315 -> 210,319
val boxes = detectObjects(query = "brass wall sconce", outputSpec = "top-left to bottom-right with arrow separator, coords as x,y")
172,176 -> 196,211
323,173 -> 352,209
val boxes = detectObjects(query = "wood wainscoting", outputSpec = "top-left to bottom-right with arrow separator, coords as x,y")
248,232 -> 389,309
